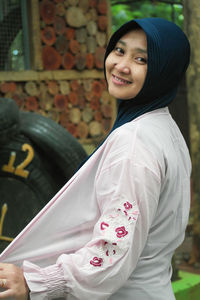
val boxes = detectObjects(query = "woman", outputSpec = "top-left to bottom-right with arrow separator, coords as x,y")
0,17 -> 191,300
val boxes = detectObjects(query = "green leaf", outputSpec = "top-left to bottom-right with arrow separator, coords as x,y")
111,0 -> 183,32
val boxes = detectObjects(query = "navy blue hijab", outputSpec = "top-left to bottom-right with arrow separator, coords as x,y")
105,17 -> 190,131
80,18 -> 190,166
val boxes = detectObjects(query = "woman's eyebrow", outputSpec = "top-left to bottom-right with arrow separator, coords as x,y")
135,48 -> 147,54
117,40 -> 126,46
117,40 -> 147,54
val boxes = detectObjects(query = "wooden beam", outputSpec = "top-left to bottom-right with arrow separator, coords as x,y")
0,70 -> 104,82
111,0 -> 182,5
107,0 -> 112,40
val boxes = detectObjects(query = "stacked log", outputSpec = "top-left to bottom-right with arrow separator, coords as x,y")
0,78 -> 115,140
0,0 -> 115,143
40,0 -> 107,71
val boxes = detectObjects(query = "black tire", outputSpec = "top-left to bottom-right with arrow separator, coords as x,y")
0,100 -> 88,252
0,98 -> 20,142
0,135 -> 60,252
20,111 -> 88,180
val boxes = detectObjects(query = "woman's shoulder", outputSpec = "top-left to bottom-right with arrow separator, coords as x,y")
102,107 -> 176,170
98,110 -> 169,180
108,107 -> 171,147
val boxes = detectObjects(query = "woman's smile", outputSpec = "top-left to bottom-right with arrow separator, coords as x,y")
111,74 -> 132,85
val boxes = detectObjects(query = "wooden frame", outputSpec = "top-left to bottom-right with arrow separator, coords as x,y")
0,0 -> 110,83
0,70 -> 104,81
0,0 -> 42,79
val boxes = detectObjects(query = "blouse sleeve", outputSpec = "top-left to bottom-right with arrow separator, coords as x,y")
23,157 -> 161,300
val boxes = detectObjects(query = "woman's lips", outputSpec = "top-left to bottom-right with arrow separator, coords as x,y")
111,74 -> 132,85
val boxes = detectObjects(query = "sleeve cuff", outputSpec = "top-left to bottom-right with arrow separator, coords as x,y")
23,260 -> 68,299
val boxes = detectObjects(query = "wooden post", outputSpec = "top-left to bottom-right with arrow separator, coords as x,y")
30,0 -> 43,70
183,0 -> 200,264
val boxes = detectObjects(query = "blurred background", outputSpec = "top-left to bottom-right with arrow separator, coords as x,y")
0,1 -> 199,298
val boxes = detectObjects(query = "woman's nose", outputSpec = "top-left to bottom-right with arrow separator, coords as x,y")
114,59 -> 130,74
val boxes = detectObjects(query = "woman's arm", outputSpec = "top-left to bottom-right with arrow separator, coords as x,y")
22,158 -> 161,300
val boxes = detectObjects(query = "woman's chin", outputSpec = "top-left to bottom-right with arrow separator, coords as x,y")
108,89 -> 136,100
108,85 -> 138,100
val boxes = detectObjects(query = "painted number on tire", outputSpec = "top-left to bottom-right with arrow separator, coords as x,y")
0,203 -> 13,242
2,143 -> 34,178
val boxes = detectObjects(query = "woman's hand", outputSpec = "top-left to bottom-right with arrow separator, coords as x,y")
0,263 -> 29,300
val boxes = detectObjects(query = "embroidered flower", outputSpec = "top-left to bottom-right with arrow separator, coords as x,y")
124,201 -> 132,210
115,226 -> 128,238
89,198 -> 139,268
90,257 -> 103,267
100,222 -> 109,230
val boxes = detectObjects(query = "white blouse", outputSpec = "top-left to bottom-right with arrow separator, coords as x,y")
0,108 -> 191,300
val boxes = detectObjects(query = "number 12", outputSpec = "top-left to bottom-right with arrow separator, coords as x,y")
2,143 -> 34,179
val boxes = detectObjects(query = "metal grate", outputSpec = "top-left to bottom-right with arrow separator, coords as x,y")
0,0 -> 27,71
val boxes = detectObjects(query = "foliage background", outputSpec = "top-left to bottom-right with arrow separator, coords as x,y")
110,0 -> 183,32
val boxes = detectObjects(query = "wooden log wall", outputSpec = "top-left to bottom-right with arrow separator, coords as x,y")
0,0 -> 115,153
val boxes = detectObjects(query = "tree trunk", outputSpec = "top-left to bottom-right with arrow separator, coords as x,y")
184,0 -> 200,264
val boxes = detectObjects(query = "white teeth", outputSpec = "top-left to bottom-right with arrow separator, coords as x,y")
113,75 -> 131,84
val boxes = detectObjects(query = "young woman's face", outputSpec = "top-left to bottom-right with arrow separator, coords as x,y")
105,29 -> 147,100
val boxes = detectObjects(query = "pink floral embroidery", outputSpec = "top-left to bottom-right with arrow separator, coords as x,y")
104,242 -> 118,257
101,222 -> 109,230
115,226 -> 128,238
124,201 -> 132,210
90,257 -> 103,267
90,199 -> 138,267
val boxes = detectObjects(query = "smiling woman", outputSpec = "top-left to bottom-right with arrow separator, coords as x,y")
105,28 -> 147,99
0,18 -> 191,300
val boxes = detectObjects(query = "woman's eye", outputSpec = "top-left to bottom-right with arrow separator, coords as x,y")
114,47 -> 124,55
136,57 -> 147,64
